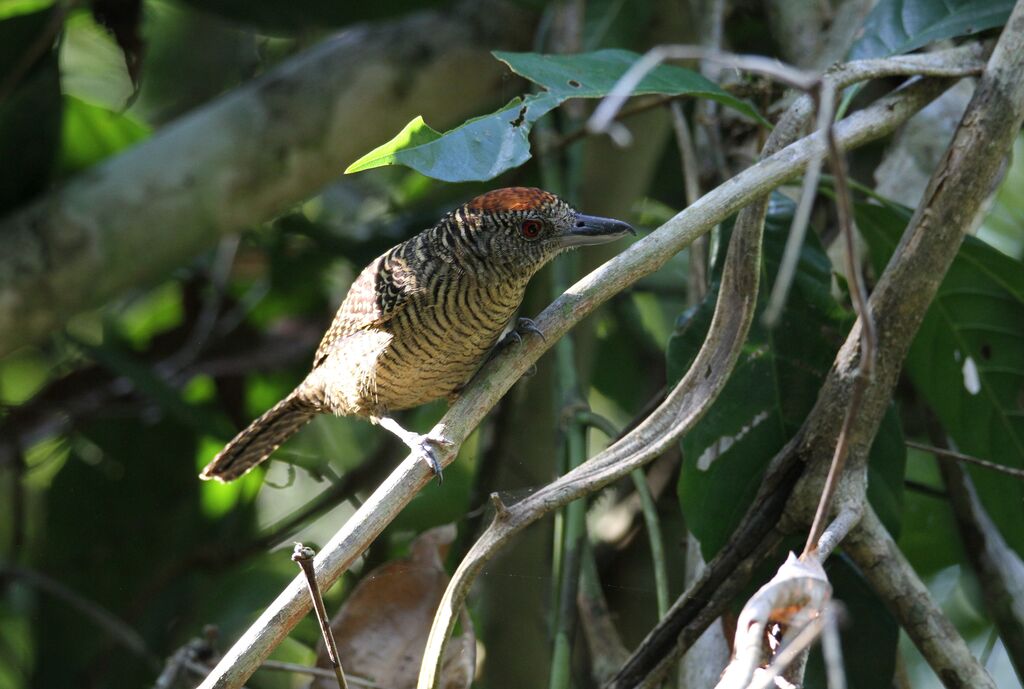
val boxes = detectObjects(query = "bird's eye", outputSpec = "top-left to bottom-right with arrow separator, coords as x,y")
521,219 -> 542,239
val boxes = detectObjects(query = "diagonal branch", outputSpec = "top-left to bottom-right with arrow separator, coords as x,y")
196,61 -> 975,689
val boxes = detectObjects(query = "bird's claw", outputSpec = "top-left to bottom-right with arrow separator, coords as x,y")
373,416 -> 452,484
498,317 -> 546,350
416,434 -> 453,484
515,317 -> 547,342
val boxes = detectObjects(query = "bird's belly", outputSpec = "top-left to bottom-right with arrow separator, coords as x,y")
370,320 -> 502,411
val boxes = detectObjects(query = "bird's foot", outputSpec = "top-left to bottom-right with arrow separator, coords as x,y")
373,416 -> 453,484
499,317 -> 546,348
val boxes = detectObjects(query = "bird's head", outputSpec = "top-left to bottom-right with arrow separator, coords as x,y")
443,187 -> 635,273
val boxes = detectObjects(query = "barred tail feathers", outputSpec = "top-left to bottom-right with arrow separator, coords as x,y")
200,390 -> 317,482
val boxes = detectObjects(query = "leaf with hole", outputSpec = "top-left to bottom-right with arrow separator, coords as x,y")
858,201 -> 1024,555
345,49 -> 764,182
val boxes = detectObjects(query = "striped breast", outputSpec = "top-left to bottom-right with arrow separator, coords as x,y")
309,228 -> 530,417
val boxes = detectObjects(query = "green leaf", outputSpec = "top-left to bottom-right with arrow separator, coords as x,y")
494,49 -> 765,124
345,115 -> 442,173
58,95 -> 150,176
670,195 -> 905,559
346,49 -> 765,182
345,93 -> 560,182
858,201 -> 1024,555
850,0 -> 1013,59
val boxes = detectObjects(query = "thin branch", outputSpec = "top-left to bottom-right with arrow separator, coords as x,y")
197,74 -> 958,689
670,101 -> 709,304
908,440 -> 1024,480
292,545 -> 349,689
259,660 -> 379,687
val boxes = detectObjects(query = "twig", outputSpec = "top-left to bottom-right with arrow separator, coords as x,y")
908,440 -> 1024,480
670,101 -> 709,304
259,660 -> 379,687
292,545 -> 349,689
798,77 -> 880,556
196,73 -> 958,689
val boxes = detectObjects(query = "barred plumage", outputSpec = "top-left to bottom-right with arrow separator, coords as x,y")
201,188 -> 633,482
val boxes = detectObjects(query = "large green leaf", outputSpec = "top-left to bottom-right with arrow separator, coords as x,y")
494,49 -> 764,123
670,196 -> 906,559
858,201 -> 1024,555
346,49 -> 763,183
850,0 -> 1013,59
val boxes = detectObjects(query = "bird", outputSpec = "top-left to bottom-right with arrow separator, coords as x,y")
200,187 -> 634,482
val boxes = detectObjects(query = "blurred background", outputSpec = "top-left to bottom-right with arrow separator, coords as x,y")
1,0 -> 1023,688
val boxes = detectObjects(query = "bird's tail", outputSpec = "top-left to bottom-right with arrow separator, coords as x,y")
200,389 -> 317,482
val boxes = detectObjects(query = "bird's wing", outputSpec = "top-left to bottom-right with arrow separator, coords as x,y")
313,247 -> 423,367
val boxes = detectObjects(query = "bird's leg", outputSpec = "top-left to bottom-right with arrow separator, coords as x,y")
372,415 -> 453,483
486,316 -> 546,374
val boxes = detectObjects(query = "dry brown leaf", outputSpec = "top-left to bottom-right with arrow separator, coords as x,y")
311,524 -> 475,689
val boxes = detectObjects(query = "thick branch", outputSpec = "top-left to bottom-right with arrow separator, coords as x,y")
196,72 -> 962,689
0,0 -> 534,357
846,508 -> 997,689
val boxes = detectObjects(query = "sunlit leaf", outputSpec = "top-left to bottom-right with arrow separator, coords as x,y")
850,0 -> 1013,59
858,201 -> 1024,555
345,94 -> 560,182
58,96 -> 148,175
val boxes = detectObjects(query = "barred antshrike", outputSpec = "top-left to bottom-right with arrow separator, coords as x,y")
200,187 -> 634,482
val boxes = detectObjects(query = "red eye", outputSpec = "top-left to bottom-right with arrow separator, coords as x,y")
521,219 -> 542,238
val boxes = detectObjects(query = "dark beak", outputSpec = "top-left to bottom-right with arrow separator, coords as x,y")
559,213 -> 636,248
